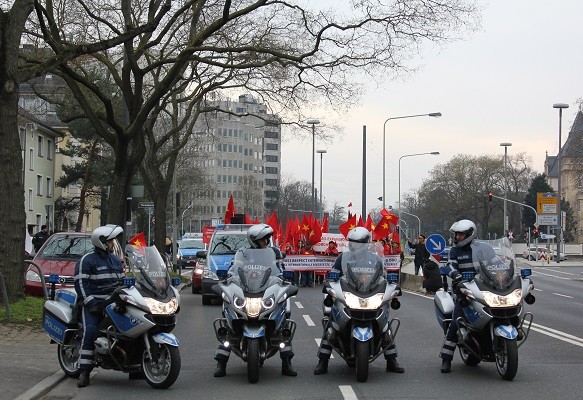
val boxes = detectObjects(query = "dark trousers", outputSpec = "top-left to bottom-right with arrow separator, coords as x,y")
300,271 -> 313,287
440,302 -> 464,361
79,307 -> 101,370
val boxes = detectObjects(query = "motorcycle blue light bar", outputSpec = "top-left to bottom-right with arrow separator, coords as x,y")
282,270 -> 294,280
171,277 -> 181,286
439,266 -> 448,276
47,273 -> 60,284
462,272 -> 475,281
386,273 -> 398,283
216,269 -> 229,279
123,277 -> 136,287
327,271 -> 340,281
520,268 -> 532,277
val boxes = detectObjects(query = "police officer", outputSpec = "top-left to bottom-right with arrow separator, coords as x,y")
313,227 -> 405,375
213,224 -> 297,377
74,225 -> 125,387
439,219 -> 477,373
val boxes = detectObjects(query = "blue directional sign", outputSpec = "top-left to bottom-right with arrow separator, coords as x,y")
425,234 -> 447,254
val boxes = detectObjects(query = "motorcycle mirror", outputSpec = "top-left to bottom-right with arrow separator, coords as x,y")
520,268 -> 532,278
524,293 -> 536,305
323,295 -> 334,307
47,273 -> 60,284
327,271 -> 340,281
171,277 -> 181,286
216,269 -> 229,279
386,273 -> 398,284
390,299 -> 400,310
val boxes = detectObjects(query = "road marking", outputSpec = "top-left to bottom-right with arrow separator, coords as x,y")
315,338 -> 334,358
295,301 -> 304,309
532,271 -> 572,280
538,267 -> 577,276
532,288 -> 543,291
552,292 -> 573,299
527,321 -> 583,347
303,314 -> 315,326
339,385 -> 357,400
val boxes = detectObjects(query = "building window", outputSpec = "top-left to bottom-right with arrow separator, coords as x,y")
266,143 -> 278,151
37,136 -> 44,157
264,131 -> 279,139
46,177 -> 53,198
29,148 -> 34,170
28,189 -> 33,211
47,139 -> 54,160
37,175 -> 43,196
265,179 -> 278,186
266,155 -> 279,162
266,167 -> 278,174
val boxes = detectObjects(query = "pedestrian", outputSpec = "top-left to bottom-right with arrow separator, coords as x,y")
300,242 -> 315,287
422,254 -> 443,294
407,234 -> 430,275
32,225 -> 50,252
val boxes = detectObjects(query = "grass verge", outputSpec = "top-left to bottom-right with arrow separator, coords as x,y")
0,296 -> 44,325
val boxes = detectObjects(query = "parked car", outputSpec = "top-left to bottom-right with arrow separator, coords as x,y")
191,257 -> 205,294
176,237 -> 205,270
198,224 -> 255,305
24,232 -> 123,297
522,246 -> 567,261
493,245 -> 517,269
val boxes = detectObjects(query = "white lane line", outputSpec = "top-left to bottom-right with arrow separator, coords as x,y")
538,267 -> 577,276
315,338 -> 334,358
527,321 -> 583,347
532,288 -> 543,291
303,314 -> 315,326
295,301 -> 304,309
532,271 -> 572,280
339,385 -> 358,400
552,292 -> 574,299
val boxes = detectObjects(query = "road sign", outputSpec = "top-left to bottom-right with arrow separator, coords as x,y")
537,192 -> 558,215
139,202 -> 154,209
540,234 -> 556,240
425,234 -> 447,254
538,214 -> 558,225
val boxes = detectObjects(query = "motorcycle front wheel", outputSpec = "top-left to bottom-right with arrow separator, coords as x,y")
142,344 -> 181,389
495,337 -> 518,381
355,340 -> 370,382
247,338 -> 261,383
58,338 -> 81,378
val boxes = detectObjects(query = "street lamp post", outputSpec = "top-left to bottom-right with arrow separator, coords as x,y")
500,142 -> 512,235
181,201 -> 194,236
316,149 -> 327,220
307,119 -> 320,216
398,152 -> 440,229
553,103 -> 569,262
382,112 -> 441,208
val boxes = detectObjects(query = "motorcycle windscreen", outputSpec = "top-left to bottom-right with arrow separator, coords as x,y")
230,248 -> 279,293
341,250 -> 384,292
471,241 -> 514,289
125,245 -> 170,295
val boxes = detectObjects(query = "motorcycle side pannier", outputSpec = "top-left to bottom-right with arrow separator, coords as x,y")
43,289 -> 78,344
433,290 -> 454,328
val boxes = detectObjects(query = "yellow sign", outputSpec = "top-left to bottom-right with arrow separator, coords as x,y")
537,192 -> 558,215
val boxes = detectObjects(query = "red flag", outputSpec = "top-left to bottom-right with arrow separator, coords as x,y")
357,215 -> 365,228
129,232 -> 147,247
374,215 -> 392,240
253,216 -> 260,224
347,202 -> 353,207
365,214 -> 374,232
380,208 -> 390,217
308,217 -> 322,245
267,211 -> 279,234
244,213 -> 253,224
300,214 -> 312,236
321,215 -> 329,233
339,214 -> 357,238
224,194 -> 236,224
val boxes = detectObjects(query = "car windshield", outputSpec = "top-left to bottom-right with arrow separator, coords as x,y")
209,233 -> 248,255
180,239 -> 204,249
229,248 -> 279,293
472,241 -> 514,290
125,245 -> 170,296
39,234 -> 92,259
341,247 -> 384,293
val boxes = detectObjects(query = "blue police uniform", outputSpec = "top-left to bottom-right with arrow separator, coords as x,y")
74,248 -> 124,371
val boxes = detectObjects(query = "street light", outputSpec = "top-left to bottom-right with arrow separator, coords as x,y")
398,151 -> 440,229
316,149 -> 327,220
500,142 -> 512,235
307,119 -> 320,216
382,112 -> 442,208
553,103 -> 569,263
181,201 -> 194,236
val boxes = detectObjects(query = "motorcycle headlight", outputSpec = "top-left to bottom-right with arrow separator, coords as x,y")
25,269 -> 41,282
203,267 -> 218,280
482,290 -> 522,307
234,296 -> 246,309
262,297 -> 275,309
343,292 -> 385,310
245,297 -> 262,318
144,297 -> 179,314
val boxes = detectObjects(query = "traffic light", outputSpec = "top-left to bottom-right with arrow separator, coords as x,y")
533,229 -> 539,239
488,191 -> 493,202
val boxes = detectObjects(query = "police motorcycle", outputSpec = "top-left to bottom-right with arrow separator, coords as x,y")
434,241 -> 535,381
211,248 -> 298,383
321,247 -> 402,382
43,244 -> 182,389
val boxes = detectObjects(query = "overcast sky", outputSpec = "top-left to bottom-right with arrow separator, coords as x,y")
280,0 -> 583,218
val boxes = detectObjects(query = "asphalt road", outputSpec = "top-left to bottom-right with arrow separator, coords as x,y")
41,264 -> 583,400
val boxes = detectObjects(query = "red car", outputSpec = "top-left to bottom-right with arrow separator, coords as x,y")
191,258 -> 205,294
24,232 -> 123,297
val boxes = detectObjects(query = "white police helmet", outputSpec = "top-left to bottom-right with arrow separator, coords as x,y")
91,224 -> 123,251
449,219 -> 477,247
247,224 -> 274,248
347,227 -> 371,252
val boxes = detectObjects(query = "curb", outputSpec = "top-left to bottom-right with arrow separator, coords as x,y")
15,370 -> 66,400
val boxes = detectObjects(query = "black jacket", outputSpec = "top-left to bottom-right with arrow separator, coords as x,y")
422,260 -> 442,292
408,240 -> 430,266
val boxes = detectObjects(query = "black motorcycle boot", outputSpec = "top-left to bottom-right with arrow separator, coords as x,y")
313,358 -> 329,375
213,360 -> 227,377
441,359 -> 452,373
281,357 -> 298,376
77,369 -> 91,388
386,358 -> 405,373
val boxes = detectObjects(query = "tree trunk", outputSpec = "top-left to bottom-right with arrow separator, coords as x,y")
75,139 -> 98,232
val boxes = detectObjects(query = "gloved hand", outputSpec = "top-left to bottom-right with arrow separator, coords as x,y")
88,304 -> 103,316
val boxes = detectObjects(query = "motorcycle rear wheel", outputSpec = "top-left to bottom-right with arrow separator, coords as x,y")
355,340 -> 370,382
459,347 -> 481,366
142,344 -> 181,389
58,338 -> 81,378
495,337 -> 518,381
247,338 -> 260,383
